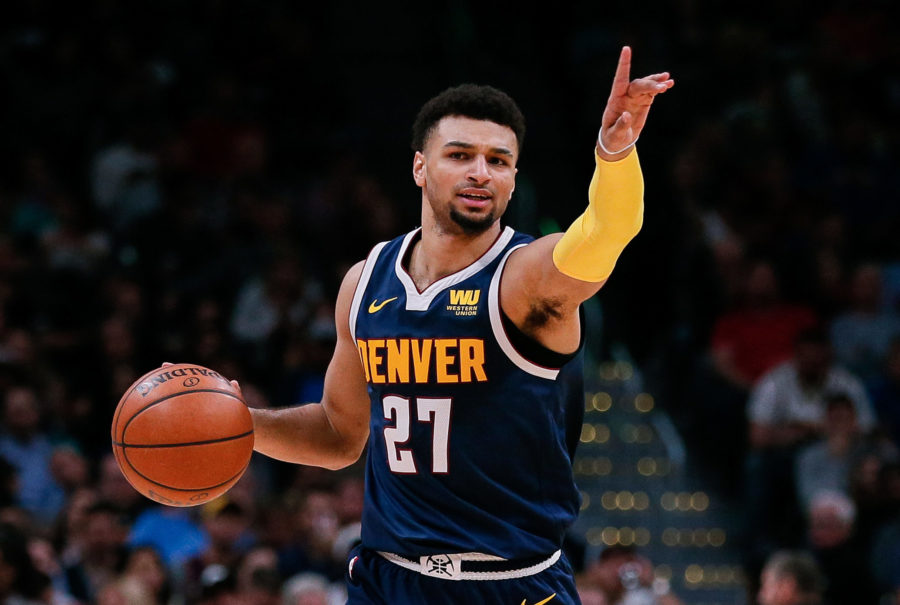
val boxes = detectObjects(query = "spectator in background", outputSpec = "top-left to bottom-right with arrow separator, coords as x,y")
0,384 -> 66,525
830,263 -> 900,382
39,194 -> 110,276
711,259 -> 817,391
238,570 -> 281,605
182,501 -> 254,602
870,504 -> 900,604
97,545 -> 170,605
744,328 -> 876,554
582,545 -> 683,605
748,328 -> 875,450
277,490 -> 342,583
234,545 -> 280,595
757,550 -> 824,605
54,487 -> 98,571
794,393 -> 894,512
90,121 -> 162,234
97,454 -> 145,522
230,251 -> 324,372
48,445 -> 89,497
127,503 -> 209,569
577,585 -> 609,605
806,490 -> 880,605
329,477 -> 363,567
0,522 -> 50,605
869,337 -> 900,448
281,571 -> 341,605
851,458 -> 900,572
27,536 -> 78,605
61,501 -> 128,604
694,259 -> 817,495
8,152 -> 63,243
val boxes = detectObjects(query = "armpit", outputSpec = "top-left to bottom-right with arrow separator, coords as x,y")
522,297 -> 566,333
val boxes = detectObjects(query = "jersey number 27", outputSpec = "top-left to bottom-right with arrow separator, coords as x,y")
382,396 -> 451,474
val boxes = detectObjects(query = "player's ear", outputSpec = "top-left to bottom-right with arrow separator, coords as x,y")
413,151 -> 426,187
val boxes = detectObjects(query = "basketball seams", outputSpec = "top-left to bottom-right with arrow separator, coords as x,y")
115,441 -> 251,493
121,388 -> 246,444
113,429 -> 254,449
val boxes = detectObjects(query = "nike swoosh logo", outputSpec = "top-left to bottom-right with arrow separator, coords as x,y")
521,594 -> 556,605
368,297 -> 398,313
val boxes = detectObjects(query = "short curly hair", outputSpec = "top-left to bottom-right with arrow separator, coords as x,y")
411,84 -> 526,152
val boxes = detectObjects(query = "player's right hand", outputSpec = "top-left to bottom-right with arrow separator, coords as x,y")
598,46 -> 673,160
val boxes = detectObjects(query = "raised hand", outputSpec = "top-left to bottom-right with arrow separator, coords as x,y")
598,46 -> 673,159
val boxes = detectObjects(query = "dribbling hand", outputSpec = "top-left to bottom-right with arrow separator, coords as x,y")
162,361 -> 244,397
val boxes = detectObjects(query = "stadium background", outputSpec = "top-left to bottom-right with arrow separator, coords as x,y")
1,1 -> 898,603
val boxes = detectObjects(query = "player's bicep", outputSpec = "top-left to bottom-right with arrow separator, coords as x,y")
504,234 -> 606,313
320,262 -> 371,457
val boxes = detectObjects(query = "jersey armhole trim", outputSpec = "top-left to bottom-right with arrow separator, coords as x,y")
349,241 -> 388,342
488,245 -> 561,381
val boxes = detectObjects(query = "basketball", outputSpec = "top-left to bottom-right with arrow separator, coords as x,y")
111,363 -> 254,507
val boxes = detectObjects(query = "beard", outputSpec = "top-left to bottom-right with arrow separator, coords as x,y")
449,207 -> 497,235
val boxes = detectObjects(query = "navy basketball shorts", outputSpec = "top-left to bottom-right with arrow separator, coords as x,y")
345,545 -> 581,604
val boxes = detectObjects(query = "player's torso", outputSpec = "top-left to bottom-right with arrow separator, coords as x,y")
350,226 -> 584,559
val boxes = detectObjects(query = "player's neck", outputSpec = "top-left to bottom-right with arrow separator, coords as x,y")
408,218 -> 501,291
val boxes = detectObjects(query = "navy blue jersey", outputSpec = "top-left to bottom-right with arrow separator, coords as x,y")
350,226 -> 584,560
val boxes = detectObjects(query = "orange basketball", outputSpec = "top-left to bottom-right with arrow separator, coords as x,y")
111,363 -> 254,507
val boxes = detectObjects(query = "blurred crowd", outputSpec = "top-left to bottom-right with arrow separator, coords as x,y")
1,1 -> 899,604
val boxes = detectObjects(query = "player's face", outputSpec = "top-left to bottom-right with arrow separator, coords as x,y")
414,116 -> 518,235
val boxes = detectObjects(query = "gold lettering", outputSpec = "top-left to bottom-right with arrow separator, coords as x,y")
435,339 -> 459,383
411,339 -> 432,383
386,339 -> 410,384
356,340 -> 371,382
459,339 -> 487,382
368,339 -> 385,383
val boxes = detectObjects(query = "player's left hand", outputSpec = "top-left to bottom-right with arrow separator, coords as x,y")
598,46 -> 673,159
162,360 -> 244,399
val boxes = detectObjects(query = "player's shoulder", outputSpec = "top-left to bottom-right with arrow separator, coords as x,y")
339,260 -> 366,299
505,227 -> 535,246
338,233 -> 407,297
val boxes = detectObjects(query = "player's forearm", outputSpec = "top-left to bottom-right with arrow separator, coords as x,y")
552,149 -> 644,282
249,404 -> 365,470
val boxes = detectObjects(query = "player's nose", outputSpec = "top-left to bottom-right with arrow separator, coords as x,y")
467,155 -> 491,184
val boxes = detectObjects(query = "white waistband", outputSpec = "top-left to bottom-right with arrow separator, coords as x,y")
376,549 -> 562,581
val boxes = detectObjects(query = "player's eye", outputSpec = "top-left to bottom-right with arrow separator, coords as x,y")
449,152 -> 468,160
488,157 -> 507,166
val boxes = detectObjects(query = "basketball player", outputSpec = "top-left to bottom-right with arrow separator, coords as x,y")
248,47 -> 673,603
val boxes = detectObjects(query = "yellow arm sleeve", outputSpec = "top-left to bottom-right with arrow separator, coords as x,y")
552,148 -> 644,282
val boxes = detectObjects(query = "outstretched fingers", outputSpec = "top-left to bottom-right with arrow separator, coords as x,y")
627,76 -> 675,99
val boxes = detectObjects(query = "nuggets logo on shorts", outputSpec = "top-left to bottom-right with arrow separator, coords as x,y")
421,554 -> 460,579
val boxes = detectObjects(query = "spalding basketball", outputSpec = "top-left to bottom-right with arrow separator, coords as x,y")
111,363 -> 254,507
